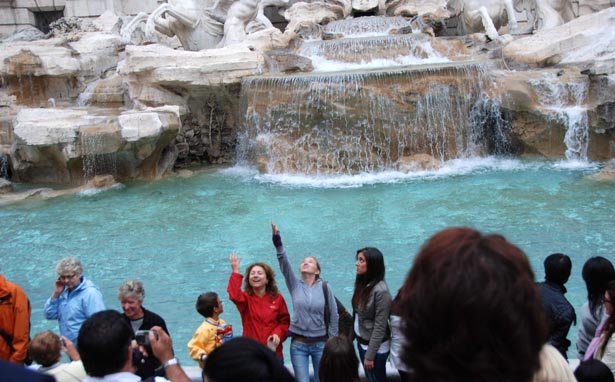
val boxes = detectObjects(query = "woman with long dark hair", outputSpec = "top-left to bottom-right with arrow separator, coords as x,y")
594,280 -> 615,375
351,247 -> 392,382
578,257 -> 615,359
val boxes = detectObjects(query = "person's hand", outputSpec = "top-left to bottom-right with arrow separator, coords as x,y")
267,334 -> 280,351
230,253 -> 241,274
364,359 -> 374,370
52,278 -> 64,298
271,222 -> 282,248
266,334 -> 280,351
149,326 -> 174,364
271,222 -> 279,235
60,336 -> 80,361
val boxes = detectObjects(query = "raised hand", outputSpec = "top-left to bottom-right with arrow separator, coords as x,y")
230,253 -> 241,273
271,222 -> 282,248
271,222 -> 279,235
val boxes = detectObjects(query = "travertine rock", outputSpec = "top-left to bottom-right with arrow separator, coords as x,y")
10,107 -> 181,184
502,8 -> 615,71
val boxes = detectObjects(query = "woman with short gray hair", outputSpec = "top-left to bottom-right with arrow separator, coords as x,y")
54,258 -> 83,277
44,257 -> 105,347
118,279 -> 169,379
117,279 -> 145,302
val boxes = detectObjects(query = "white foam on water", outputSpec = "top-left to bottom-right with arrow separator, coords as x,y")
309,54 -> 451,72
552,159 -> 599,171
221,157 -> 548,188
77,182 -> 124,196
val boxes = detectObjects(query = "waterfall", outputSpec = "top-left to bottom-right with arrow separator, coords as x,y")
237,61 -> 510,175
529,73 -> 589,160
324,16 -> 414,37
80,130 -> 118,180
299,35 -> 451,72
0,153 -> 8,179
76,80 -> 99,107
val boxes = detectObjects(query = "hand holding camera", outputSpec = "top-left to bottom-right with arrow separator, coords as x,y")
135,330 -> 158,347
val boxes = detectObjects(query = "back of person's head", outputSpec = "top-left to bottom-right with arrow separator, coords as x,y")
196,292 -> 219,318
398,227 -> 548,382
318,336 -> 359,382
574,359 -> 615,382
544,253 -> 572,285
78,310 -> 133,377
582,257 -> 615,317
202,337 -> 294,382
28,331 -> 61,367
533,344 -> 576,382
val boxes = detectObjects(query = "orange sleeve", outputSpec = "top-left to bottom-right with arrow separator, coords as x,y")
10,286 -> 30,363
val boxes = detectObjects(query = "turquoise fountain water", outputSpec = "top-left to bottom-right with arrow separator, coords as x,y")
0,157 -> 613,361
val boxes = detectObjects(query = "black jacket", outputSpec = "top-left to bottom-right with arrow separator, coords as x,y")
122,307 -> 169,379
537,281 -> 577,359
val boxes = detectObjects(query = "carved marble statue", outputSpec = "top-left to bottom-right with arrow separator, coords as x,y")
218,0 -> 290,47
282,0 -> 351,38
447,0 -> 522,40
145,0 -> 227,51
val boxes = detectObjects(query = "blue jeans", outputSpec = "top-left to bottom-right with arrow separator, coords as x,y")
290,339 -> 325,382
357,343 -> 390,382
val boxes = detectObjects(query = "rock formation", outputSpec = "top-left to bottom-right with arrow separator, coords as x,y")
0,2 -> 613,183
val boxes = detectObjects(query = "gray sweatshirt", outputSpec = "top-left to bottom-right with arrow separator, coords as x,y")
276,245 -> 339,338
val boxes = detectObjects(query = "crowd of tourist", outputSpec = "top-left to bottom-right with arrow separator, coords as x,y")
2,226 -> 615,382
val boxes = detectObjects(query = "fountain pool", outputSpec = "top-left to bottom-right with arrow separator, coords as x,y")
1,157 -> 613,361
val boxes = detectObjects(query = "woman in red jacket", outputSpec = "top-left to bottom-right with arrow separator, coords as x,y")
227,253 -> 290,360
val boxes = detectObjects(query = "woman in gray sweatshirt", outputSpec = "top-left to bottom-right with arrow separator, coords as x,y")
271,223 -> 338,382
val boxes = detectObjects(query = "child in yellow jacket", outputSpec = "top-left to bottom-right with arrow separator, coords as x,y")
187,292 -> 230,368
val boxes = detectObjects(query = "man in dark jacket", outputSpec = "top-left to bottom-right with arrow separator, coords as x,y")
537,253 -> 577,359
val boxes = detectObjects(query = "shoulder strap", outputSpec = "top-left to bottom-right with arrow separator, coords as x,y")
0,293 -> 11,304
322,280 -> 330,336
0,292 -> 15,352
0,329 -> 14,352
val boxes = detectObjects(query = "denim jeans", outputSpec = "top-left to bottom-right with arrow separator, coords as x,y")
290,339 -> 326,382
357,343 -> 390,382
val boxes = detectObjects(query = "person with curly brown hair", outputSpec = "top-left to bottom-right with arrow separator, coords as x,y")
227,253 -> 290,360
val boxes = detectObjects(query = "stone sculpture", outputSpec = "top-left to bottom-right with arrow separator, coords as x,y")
219,0 -> 290,47
447,0 -> 522,40
146,0 -> 227,51
515,0 -> 575,33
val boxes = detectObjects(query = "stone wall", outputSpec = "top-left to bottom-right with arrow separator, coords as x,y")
0,0 -> 162,39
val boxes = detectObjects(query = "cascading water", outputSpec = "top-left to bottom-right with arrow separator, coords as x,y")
76,80 -> 98,106
238,61 -> 510,175
237,16 -> 510,175
529,73 -> 589,160
80,128 -> 118,180
323,16 -> 413,37
0,153 -> 8,179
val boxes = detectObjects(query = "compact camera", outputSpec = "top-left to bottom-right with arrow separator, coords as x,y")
135,330 -> 157,346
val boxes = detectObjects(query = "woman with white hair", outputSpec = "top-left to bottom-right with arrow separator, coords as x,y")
117,279 -> 169,379
43,258 -> 105,347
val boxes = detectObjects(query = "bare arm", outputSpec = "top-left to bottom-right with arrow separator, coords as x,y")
149,326 -> 190,382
